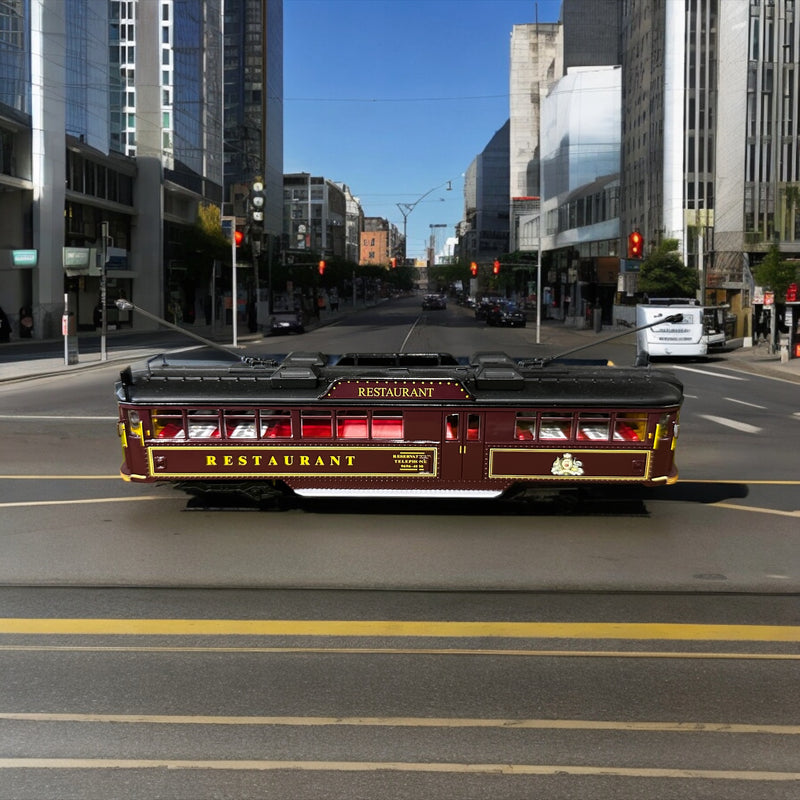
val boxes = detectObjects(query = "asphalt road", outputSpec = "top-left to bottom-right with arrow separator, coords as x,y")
1,297 -> 799,798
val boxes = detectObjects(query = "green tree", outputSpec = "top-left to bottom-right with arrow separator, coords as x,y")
754,243 -> 799,301
637,238 -> 698,298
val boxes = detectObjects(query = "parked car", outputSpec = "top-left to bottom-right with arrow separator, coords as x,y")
485,302 -> 527,327
422,294 -> 447,310
269,310 -> 304,334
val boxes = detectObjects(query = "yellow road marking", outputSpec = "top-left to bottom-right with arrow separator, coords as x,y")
0,758 -> 798,780
2,712 -> 799,735
1,618 -> 800,641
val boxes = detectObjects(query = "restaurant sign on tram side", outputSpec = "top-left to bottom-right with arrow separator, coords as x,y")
323,379 -> 471,401
147,446 -> 438,479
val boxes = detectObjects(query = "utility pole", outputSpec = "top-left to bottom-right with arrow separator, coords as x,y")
100,221 -> 109,361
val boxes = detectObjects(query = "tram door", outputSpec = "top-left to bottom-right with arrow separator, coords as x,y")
441,412 -> 484,482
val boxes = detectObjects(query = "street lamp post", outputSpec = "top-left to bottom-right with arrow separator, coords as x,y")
396,180 -> 452,263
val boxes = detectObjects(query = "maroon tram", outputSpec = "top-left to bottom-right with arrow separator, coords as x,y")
115,350 -> 683,505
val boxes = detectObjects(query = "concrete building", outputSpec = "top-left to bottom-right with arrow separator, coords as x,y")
540,65 -> 622,321
508,20 -> 561,251
283,174 -> 347,259
334,182 -> 366,264
562,0 -> 621,69
621,0 -> 800,333
223,0 -> 284,240
459,120 -> 510,264
0,0 -> 228,338
713,0 -> 800,311
360,218 -> 397,267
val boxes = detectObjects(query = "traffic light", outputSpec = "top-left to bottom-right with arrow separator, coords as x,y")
627,230 -> 643,259
493,259 -> 500,275
470,262 -> 478,277
318,260 -> 326,275
390,257 -> 397,269
234,229 -> 244,247
250,178 -> 265,227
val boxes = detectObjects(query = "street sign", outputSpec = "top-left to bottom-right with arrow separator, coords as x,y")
12,249 -> 38,268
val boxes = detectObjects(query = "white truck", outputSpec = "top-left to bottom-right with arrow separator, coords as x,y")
636,298 -> 727,358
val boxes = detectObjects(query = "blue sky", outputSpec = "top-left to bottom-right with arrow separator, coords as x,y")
284,0 -> 562,260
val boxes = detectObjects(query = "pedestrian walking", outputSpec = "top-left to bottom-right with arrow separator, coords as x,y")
19,306 -> 33,338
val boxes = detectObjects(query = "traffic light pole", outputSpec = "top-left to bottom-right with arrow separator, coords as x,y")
231,224 -> 238,347
221,215 -> 238,347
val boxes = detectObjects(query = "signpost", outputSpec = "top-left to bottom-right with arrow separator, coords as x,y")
221,215 -> 238,346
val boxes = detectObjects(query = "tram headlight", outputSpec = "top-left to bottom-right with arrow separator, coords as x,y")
127,409 -> 143,439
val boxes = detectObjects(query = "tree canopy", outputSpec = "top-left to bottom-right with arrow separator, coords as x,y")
637,238 -> 699,298
754,243 -> 799,301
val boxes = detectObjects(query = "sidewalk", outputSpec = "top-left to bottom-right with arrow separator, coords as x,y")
2,305 -> 800,384
0,302 -> 355,384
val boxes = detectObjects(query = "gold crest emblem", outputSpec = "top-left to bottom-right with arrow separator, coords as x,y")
551,452 -> 584,476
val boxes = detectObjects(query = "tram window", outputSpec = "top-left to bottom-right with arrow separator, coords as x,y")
445,414 -> 458,440
224,409 -> 257,439
153,408 -> 184,439
539,413 -> 571,440
260,410 -> 292,438
337,412 -> 368,438
187,408 -> 221,438
371,414 -> 403,439
301,411 -> 333,438
614,413 -> 646,441
577,413 -> 611,441
467,414 -> 480,440
515,413 -> 537,440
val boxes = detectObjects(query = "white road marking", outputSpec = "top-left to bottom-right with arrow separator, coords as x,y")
0,757 -> 798,780
698,414 -> 762,433
0,496 -> 167,508
672,365 -> 748,380
2,712 -> 800,734
724,397 -> 767,409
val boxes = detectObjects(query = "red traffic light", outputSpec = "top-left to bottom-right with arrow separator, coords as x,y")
493,259 -> 500,275
627,231 -> 642,259
318,260 -> 326,275
470,262 -> 478,277
390,257 -> 397,269
234,230 -> 244,247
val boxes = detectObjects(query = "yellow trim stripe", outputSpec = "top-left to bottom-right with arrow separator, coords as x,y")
1,618 -> 800,641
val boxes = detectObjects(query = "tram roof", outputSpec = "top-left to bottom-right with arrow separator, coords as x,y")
116,351 -> 684,408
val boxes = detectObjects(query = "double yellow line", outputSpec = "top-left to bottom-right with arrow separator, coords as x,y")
2,618 -> 800,642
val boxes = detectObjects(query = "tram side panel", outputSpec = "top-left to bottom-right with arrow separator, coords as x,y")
116,403 -> 680,497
